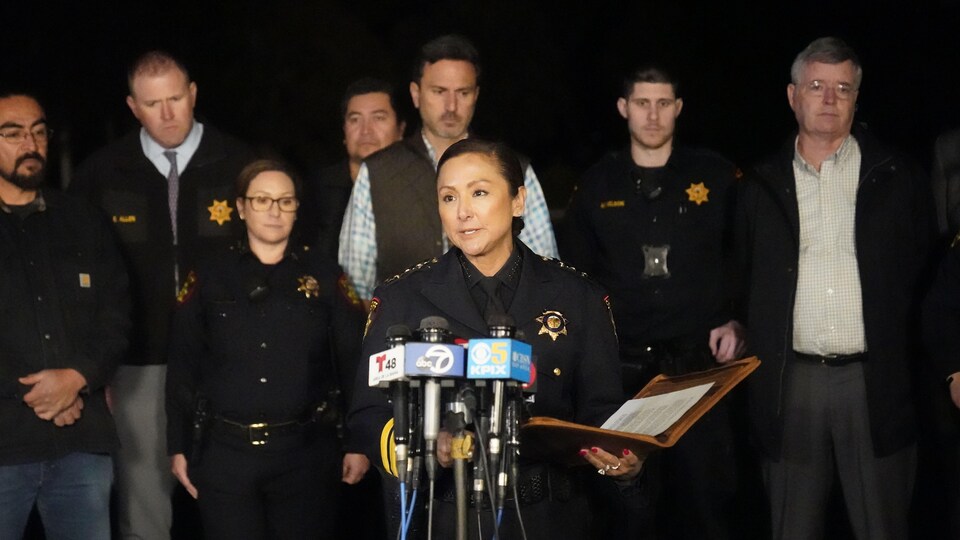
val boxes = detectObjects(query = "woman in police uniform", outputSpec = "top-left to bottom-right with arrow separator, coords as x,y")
346,139 -> 644,539
166,159 -> 366,539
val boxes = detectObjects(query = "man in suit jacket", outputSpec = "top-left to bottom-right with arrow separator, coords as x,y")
69,50 -> 255,540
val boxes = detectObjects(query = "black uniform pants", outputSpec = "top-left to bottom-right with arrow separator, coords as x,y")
192,426 -> 341,540
620,337 -> 745,539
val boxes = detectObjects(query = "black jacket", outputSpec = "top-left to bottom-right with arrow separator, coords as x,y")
735,124 -> 937,458
69,125 -> 255,365
922,234 -> 960,382
165,243 -> 365,456
562,146 -> 738,348
299,159 -> 353,259
0,189 -> 130,464
932,127 -> 960,237
346,242 -> 622,460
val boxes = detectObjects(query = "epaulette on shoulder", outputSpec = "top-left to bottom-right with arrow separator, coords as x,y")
539,255 -> 591,280
382,257 -> 440,285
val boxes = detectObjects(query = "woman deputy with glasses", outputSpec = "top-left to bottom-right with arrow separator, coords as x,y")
346,139 -> 645,539
165,159 -> 367,539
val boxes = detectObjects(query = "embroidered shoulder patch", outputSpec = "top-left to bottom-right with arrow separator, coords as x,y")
338,274 -> 363,309
176,271 -> 198,305
363,297 -> 380,339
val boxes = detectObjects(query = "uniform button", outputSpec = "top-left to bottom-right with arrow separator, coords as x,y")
260,342 -> 267,349
37,296 -> 43,302
645,346 -> 653,352
44,333 -> 51,340
260,377 -> 267,383
553,368 -> 562,376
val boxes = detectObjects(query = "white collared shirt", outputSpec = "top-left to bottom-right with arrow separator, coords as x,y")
139,121 -> 204,176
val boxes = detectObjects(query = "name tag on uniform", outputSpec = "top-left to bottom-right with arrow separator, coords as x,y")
600,200 -> 625,209
79,273 -> 92,288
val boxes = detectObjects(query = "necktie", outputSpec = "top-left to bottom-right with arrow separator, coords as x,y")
479,277 -> 506,320
163,150 -> 179,245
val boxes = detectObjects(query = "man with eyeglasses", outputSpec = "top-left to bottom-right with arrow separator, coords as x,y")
69,51 -> 255,540
0,91 -> 130,539
561,66 -> 747,539
734,37 -> 937,539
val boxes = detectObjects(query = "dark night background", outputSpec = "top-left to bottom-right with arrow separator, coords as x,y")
5,2 -> 960,539
5,0 -> 960,212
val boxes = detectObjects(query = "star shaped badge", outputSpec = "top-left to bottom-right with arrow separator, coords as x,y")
536,310 -> 568,342
297,275 -> 320,298
685,182 -> 710,206
207,199 -> 234,225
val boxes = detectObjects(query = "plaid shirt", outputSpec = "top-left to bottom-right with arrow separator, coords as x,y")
338,134 -> 558,300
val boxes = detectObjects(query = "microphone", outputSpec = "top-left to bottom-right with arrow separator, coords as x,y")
387,325 -> 412,484
466,314 -> 532,511
415,316 -> 466,483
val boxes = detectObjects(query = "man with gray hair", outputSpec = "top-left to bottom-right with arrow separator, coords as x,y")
735,37 -> 936,538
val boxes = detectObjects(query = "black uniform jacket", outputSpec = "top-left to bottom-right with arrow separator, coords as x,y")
299,159 -> 352,259
734,124 -> 938,459
563,147 -> 738,347
0,189 -> 130,464
165,243 -> 365,457
346,241 -> 622,461
923,234 -> 960,382
69,125 -> 256,365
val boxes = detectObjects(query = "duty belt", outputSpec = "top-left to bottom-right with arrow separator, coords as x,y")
211,402 -> 332,446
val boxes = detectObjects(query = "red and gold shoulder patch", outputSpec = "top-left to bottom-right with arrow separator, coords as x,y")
176,270 -> 198,305
338,274 -> 363,309
363,297 -> 380,339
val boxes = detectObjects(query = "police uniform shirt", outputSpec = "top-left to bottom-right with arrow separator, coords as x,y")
564,147 -> 738,348
165,244 -> 364,455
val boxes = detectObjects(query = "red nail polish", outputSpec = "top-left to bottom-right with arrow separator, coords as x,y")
622,449 -> 630,456
591,447 -> 599,454
578,449 -> 587,457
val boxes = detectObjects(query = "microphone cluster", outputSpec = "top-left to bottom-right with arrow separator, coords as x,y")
367,315 -> 533,537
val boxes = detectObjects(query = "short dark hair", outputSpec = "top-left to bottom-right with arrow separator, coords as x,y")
339,77 -> 404,124
622,66 -> 680,99
235,159 -> 303,201
412,34 -> 481,84
437,139 -> 525,236
0,88 -> 40,103
127,50 -> 191,95
790,37 -> 862,88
